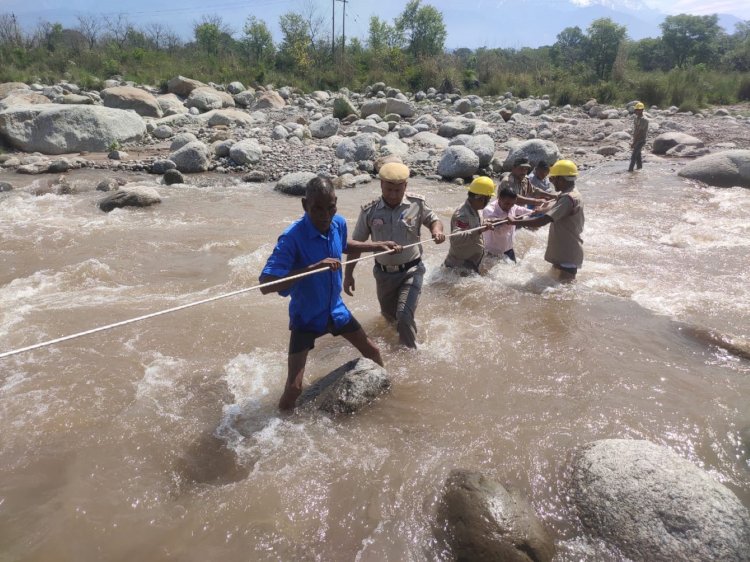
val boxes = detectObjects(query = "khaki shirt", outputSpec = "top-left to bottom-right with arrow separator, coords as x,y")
633,115 -> 649,144
544,188 -> 584,267
352,193 -> 439,266
444,200 -> 484,270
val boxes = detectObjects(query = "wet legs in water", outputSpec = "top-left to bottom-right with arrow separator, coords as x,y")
374,263 -> 425,348
629,141 -> 645,172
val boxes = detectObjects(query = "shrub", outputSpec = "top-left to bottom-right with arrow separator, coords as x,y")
634,77 -> 666,107
739,77 -> 750,101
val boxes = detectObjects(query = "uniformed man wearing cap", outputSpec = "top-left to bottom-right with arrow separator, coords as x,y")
443,176 -> 495,274
500,157 -> 552,206
629,101 -> 649,172
508,159 -> 584,280
344,162 -> 445,348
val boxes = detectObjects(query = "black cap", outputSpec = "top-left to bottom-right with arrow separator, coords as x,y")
536,160 -> 549,169
513,157 -> 532,168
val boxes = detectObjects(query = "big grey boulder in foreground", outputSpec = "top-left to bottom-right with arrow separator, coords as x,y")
678,149 -> 750,188
0,104 -> 146,154
572,439 -> 750,562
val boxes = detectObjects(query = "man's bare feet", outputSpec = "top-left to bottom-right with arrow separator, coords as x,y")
278,385 -> 302,411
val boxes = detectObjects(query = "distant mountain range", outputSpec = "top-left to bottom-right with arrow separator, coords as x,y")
5,0 -> 746,50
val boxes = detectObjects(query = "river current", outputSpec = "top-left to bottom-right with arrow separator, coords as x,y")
1,161 -> 749,560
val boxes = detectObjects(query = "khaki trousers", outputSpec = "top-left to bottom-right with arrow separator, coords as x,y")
372,261 -> 425,348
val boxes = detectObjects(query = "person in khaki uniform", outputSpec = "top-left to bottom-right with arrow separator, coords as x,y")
345,162 -> 445,348
629,101 -> 649,172
499,157 -> 553,206
444,176 -> 495,273
509,159 -> 584,280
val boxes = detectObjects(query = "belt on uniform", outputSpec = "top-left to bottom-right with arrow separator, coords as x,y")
375,258 -> 421,273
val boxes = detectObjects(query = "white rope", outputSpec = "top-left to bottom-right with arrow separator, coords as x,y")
0,218 -> 508,359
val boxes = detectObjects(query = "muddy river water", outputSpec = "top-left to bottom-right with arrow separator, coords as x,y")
1,161 -> 749,560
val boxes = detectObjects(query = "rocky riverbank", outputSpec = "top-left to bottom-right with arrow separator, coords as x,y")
1,77 -> 749,195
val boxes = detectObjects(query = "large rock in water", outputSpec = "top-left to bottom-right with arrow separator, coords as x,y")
98,186 -> 161,212
437,145 -> 480,179
678,149 -> 750,188
572,439 -> 750,562
298,357 -> 391,414
0,104 -> 146,154
101,86 -> 162,118
274,171 -> 318,196
653,132 -> 703,155
437,469 -> 555,562
504,139 -> 560,170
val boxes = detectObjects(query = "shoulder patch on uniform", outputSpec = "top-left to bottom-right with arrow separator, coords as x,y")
405,192 -> 425,201
361,198 -> 380,211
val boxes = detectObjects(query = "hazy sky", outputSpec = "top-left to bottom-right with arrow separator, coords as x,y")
4,0 -> 749,48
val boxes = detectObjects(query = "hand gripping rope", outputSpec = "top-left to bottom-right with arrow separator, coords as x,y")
0,219 -> 509,359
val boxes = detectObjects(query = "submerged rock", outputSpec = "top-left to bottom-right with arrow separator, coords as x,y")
99,186 -> 161,212
437,469 -> 555,562
298,357 -> 391,415
572,439 -> 750,562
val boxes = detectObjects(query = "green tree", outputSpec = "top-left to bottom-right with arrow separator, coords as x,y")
631,37 -> 668,71
368,16 -> 402,52
278,12 -> 312,71
552,26 -> 588,67
586,18 -> 627,79
242,16 -> 274,65
660,14 -> 721,68
193,15 -> 233,56
394,0 -> 446,58
722,20 -> 750,71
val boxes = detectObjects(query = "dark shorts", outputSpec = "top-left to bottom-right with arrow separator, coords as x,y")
289,316 -> 362,354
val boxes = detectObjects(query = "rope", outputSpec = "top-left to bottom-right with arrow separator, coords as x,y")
0,218 -> 508,359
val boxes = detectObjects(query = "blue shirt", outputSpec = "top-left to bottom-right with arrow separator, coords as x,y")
260,213 -> 352,333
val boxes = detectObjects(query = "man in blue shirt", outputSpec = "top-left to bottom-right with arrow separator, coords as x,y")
260,177 -> 401,411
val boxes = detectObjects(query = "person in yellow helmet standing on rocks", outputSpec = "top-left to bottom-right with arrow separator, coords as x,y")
443,176 -> 496,274
629,101 -> 649,172
509,160 -> 584,280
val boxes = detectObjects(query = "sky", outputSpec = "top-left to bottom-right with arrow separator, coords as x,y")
3,0 -> 749,49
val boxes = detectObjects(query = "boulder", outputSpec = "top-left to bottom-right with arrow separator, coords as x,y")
438,120 -> 475,138
163,169 -> 184,185
186,87 -> 233,112
169,132 -> 198,151
169,141 -> 210,173
205,109 -> 260,128
229,139 -> 262,166
360,99 -> 387,118
653,132 -> 703,155
298,358 -> 391,414
678,150 -> 750,188
385,98 -> 415,118
572,439 -> 750,562
233,89 -> 256,107
214,139 -> 235,157
274,171 -> 318,196
310,90 -> 330,103
101,86 -> 162,118
0,181 -> 13,192
252,91 -> 286,110
333,96 -> 358,119
335,134 -> 378,162
464,134 -> 495,167
413,131 -> 449,149
152,125 -> 174,139
167,75 -> 207,97
96,179 -> 118,192
242,170 -> 267,182
666,144 -> 710,158
413,114 -> 438,129
0,82 -> 28,99
227,81 -> 245,95
98,186 -> 161,212
503,139 -> 560,170
515,99 -> 549,116
438,146 -> 480,179
60,94 -> 94,105
0,92 -> 50,110
438,469 -> 555,562
150,159 -> 176,174
0,104 -> 146,155
310,116 -> 340,139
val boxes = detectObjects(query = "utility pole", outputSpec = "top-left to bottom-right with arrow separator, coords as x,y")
335,0 -> 348,63
331,0 -> 335,61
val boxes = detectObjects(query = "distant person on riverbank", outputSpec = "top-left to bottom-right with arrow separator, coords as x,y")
443,176 -> 495,274
345,162 -> 445,349
629,102 -> 649,172
259,177 -> 401,411
500,157 -> 550,207
509,160 -> 584,280
483,187 -> 533,263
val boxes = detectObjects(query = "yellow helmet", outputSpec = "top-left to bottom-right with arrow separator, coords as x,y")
549,160 -> 578,178
467,176 -> 496,197
634,102 -> 645,110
